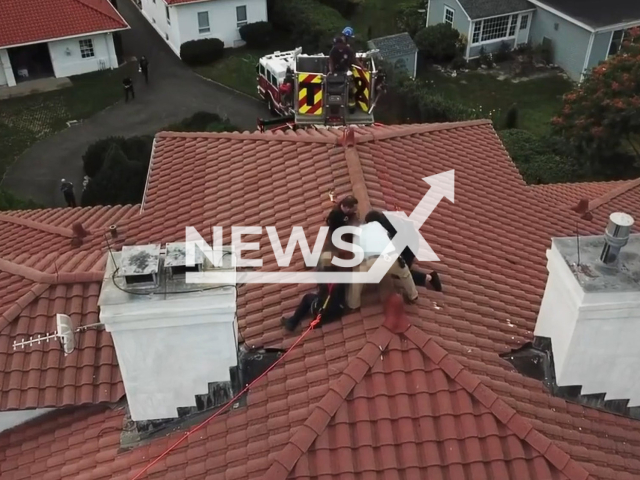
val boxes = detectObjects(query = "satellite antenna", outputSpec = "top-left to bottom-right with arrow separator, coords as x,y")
12,314 -> 90,356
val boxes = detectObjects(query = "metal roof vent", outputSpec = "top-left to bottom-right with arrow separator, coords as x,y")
164,242 -> 203,279
120,244 -> 161,287
600,212 -> 635,265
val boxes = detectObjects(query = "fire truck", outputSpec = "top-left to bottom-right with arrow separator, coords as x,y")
256,47 -> 386,131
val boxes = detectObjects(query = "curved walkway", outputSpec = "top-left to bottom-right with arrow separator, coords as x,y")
2,0 -> 265,207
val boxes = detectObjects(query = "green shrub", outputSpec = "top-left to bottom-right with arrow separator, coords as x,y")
239,22 -> 274,48
414,24 -> 463,63
499,129 -> 580,184
164,111 -> 237,132
82,136 -> 127,178
0,188 -> 41,211
396,0 -> 426,38
318,0 -> 361,17
450,55 -> 467,70
494,41 -> 513,63
272,0 -> 345,52
180,38 -> 224,66
504,104 -> 519,129
81,144 -> 148,207
479,47 -> 493,68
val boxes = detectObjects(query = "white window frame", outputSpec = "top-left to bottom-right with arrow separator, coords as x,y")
520,14 -> 529,30
166,5 -> 171,25
444,6 -> 455,26
471,14 -> 520,45
79,39 -> 95,59
236,5 -> 247,28
197,11 -> 210,34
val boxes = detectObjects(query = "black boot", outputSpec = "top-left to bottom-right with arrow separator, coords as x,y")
429,272 -> 443,292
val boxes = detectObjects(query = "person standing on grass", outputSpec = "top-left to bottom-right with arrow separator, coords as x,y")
60,179 -> 77,207
139,56 -> 149,85
123,77 -> 135,102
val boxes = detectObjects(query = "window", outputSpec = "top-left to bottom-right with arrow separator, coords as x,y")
166,5 -> 170,24
471,14 -> 520,44
236,5 -> 247,27
259,64 -> 265,77
444,6 -> 454,26
79,39 -> 95,58
508,15 -> 518,36
520,14 -> 529,30
198,11 -> 210,33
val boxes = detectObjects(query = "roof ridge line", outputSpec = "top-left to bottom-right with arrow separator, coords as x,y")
343,129 -> 372,215
0,257 -> 104,285
0,283 -> 50,333
262,325 -> 394,479
402,325 -> 593,480
157,131 -> 341,144
354,119 -> 492,144
0,213 -> 75,238
588,177 -> 640,212
71,0 -> 124,26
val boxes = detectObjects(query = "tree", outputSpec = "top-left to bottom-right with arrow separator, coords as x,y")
552,27 -> 640,172
81,144 -> 147,207
414,24 -> 464,63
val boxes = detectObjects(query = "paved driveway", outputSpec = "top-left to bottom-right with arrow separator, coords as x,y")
2,0 -> 266,207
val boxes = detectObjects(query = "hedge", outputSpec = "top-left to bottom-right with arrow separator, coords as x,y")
396,0 -> 426,38
0,188 -> 40,211
272,0 -> 346,52
414,24 -> 463,63
82,136 -> 153,179
499,129 -> 580,184
180,38 -> 224,66
239,22 -> 274,48
318,0 -> 362,17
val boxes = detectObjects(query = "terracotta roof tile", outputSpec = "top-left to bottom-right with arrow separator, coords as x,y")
3,123 -> 640,479
0,0 -> 129,48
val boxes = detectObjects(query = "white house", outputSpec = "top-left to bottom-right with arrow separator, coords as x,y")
138,0 -> 268,56
0,0 -> 129,89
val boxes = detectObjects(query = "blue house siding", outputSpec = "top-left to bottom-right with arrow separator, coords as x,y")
586,31 -> 613,72
427,0 -> 470,40
469,38 -> 516,58
529,7 -> 591,82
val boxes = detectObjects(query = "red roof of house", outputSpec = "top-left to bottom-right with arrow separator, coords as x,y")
0,0 -> 129,49
1,122 -> 640,480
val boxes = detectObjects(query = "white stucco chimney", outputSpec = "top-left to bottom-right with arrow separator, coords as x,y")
98,243 -> 237,421
535,213 -> 640,405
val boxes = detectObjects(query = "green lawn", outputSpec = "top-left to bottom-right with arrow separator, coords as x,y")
349,0 -> 402,40
420,70 -> 573,135
0,63 -> 135,182
195,48 -> 266,99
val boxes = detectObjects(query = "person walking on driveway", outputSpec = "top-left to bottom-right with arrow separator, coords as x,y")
60,179 -> 77,207
139,56 -> 149,84
123,77 -> 135,102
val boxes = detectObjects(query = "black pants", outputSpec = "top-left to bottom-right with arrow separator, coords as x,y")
125,86 -> 135,102
411,269 -> 427,287
63,191 -> 77,207
142,69 -> 148,84
284,293 -> 318,331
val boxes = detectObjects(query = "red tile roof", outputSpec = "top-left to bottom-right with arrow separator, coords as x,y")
531,180 -> 634,208
0,206 -> 137,410
1,123 -> 640,480
0,0 -> 129,49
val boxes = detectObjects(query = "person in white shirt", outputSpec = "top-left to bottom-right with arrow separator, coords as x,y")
346,220 -> 419,309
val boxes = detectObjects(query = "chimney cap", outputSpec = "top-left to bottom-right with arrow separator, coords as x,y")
610,212 -> 635,228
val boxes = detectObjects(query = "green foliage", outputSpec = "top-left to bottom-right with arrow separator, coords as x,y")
414,24 -> 463,63
271,0 -> 345,52
81,145 -> 148,207
396,0 -> 426,38
180,38 -> 225,66
239,22 -> 274,48
494,41 -> 513,63
552,27 -> 640,173
450,55 -> 467,71
318,0 -> 361,17
504,104 -> 519,129
0,188 -> 41,211
499,129 -> 580,184
163,112 -> 237,132
81,113 -> 239,206
478,47 -> 493,68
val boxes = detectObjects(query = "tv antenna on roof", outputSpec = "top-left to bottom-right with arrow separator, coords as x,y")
12,315 -> 102,356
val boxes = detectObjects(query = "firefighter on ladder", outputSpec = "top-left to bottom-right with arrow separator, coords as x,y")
329,27 -> 365,113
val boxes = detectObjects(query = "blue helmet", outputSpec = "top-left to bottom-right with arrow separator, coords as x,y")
342,26 -> 354,38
